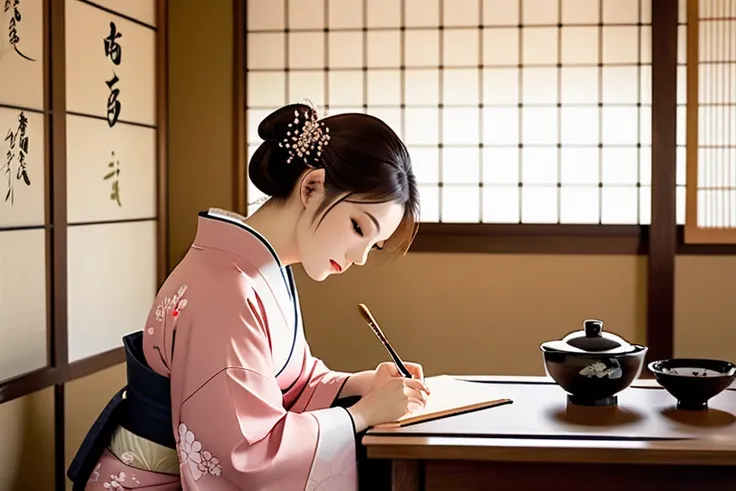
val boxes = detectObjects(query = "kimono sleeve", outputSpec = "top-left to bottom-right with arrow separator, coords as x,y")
289,346 -> 354,414
175,291 -> 358,491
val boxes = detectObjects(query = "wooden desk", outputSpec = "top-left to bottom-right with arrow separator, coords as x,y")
362,376 -> 736,491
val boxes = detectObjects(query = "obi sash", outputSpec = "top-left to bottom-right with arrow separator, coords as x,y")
67,331 -> 175,490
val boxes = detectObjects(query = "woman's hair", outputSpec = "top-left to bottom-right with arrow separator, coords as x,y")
249,103 -> 420,256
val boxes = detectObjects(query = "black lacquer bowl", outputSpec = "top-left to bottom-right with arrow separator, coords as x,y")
648,358 -> 736,410
540,319 -> 648,407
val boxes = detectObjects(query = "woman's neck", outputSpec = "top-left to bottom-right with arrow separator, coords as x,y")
243,200 -> 301,266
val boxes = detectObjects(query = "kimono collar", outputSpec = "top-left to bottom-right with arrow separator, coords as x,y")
193,208 -> 284,273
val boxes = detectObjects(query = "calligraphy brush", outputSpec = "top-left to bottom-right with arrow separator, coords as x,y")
357,303 -> 413,378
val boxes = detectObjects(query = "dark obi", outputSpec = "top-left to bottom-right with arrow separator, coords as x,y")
67,331 -> 175,490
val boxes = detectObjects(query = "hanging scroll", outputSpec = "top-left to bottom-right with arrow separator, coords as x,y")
0,107 -> 44,227
0,0 -> 43,110
64,0 -> 158,362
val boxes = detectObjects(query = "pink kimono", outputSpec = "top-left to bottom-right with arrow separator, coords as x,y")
68,209 -> 359,490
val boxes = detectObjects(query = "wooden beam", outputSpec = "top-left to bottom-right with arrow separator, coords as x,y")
647,0 -> 679,365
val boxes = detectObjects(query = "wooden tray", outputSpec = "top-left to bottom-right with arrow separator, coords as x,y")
367,379 -> 736,441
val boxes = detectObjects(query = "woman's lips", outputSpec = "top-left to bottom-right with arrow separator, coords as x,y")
330,260 -> 342,272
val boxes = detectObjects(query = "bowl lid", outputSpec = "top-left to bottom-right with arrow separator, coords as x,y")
542,319 -> 637,354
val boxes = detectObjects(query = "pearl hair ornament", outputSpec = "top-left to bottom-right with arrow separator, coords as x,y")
277,105 -> 331,167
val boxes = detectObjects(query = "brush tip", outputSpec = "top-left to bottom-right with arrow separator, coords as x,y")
357,303 -> 372,322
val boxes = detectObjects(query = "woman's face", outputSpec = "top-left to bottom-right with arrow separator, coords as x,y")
295,171 -> 405,281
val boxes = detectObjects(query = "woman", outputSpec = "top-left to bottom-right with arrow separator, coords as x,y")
67,103 -> 429,491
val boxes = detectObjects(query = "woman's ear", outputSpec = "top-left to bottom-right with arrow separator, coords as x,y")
298,168 -> 326,209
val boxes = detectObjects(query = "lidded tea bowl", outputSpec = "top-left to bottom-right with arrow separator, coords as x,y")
540,319 -> 648,406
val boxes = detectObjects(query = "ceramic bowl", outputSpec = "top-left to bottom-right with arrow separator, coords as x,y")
648,358 -> 736,410
540,319 -> 648,407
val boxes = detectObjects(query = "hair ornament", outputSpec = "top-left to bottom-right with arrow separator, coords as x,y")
277,102 -> 331,168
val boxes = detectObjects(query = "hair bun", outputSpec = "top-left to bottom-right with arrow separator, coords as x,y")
257,103 -> 315,142
248,103 -> 316,198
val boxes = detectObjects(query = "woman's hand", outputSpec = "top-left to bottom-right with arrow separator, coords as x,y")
347,377 -> 430,431
367,361 -> 426,394
339,361 -> 427,399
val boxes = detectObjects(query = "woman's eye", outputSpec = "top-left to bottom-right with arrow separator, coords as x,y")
351,219 -> 363,237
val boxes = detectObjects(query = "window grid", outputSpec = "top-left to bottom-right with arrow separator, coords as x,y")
246,0 -> 655,224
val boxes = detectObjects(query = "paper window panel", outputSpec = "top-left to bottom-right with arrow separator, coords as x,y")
328,0 -> 362,28
559,186 -> 601,224
67,220 -> 157,362
602,27 -> 642,64
561,0 -> 600,24
288,32 -> 324,69
405,69 -> 440,105
482,107 -> 519,146
409,147 -> 440,185
601,187 -> 640,224
367,70 -> 402,106
288,71 -> 325,110
0,108 -> 45,228
482,186 -> 520,222
560,27 -> 598,65
328,32 -> 363,68
601,147 -> 641,185
366,0 -> 401,28
84,0 -> 157,27
483,29 -> 519,66
66,115 -> 156,224
482,69 -> 519,104
404,108 -> 439,145
560,107 -> 600,145
406,0 -> 440,27
521,107 -> 558,145
442,147 -> 480,185
0,0 -> 44,111
483,148 -> 521,185
521,68 -> 558,104
327,71 -> 363,107
247,72 -> 286,108
418,184 -> 440,222
603,0 -> 646,23
521,147 -> 558,185
287,0 -> 324,29
65,0 -> 156,126
443,108 -> 480,145
640,186 -> 652,225
560,67 -> 599,104
248,0 -> 285,30
247,33 -> 286,69
0,229 -> 47,382
602,67 -> 641,104
443,0 -> 480,27
522,28 -> 558,65
247,108 -> 272,144
367,31 -> 401,68
442,185 -> 480,222
443,29 -> 479,67
443,69 -> 480,105
521,186 -> 559,223
483,0 -> 519,26
405,30 -> 440,67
